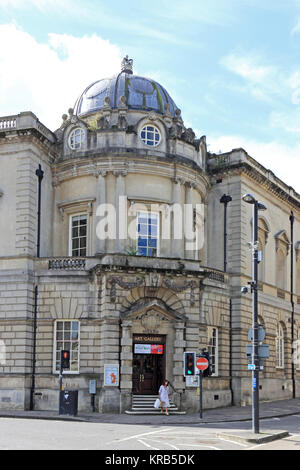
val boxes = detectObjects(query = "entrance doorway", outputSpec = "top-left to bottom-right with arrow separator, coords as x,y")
132,335 -> 165,395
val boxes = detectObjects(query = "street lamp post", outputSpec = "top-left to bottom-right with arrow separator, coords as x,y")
242,193 -> 267,434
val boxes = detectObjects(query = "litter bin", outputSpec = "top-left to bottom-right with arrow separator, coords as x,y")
59,390 -> 78,416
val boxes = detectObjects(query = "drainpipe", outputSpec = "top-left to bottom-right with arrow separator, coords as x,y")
220,194 -> 232,273
290,211 -> 295,399
29,164 -> 44,411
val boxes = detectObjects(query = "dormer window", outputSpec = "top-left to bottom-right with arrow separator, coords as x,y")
140,125 -> 161,147
69,128 -> 85,150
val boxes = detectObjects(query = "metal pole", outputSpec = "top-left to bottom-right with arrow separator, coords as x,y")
29,285 -> 38,411
35,164 -> 44,258
220,194 -> 232,272
252,202 -> 260,434
199,370 -> 203,419
290,211 -> 295,399
29,165 -> 44,411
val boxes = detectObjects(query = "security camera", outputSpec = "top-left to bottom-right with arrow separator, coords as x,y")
241,286 -> 248,294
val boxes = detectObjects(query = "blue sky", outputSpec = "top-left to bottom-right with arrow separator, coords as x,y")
1,0 -> 300,191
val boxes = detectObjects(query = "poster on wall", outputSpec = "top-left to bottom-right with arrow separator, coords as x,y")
104,364 -> 119,387
186,375 -> 199,387
134,344 -> 164,355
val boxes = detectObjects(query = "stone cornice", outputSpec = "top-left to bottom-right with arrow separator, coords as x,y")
209,156 -> 300,209
0,130 -> 57,162
51,152 -> 210,194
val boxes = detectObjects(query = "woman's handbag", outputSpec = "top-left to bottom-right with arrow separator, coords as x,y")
154,398 -> 161,409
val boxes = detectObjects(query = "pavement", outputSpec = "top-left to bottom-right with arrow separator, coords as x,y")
1,397 -> 300,426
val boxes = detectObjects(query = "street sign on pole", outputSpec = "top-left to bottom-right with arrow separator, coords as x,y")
248,326 -> 266,343
196,356 -> 209,419
196,357 -> 209,371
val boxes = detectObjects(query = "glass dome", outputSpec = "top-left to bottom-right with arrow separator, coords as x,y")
74,71 -> 179,118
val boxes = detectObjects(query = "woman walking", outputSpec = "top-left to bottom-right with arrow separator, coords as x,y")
159,380 -> 170,416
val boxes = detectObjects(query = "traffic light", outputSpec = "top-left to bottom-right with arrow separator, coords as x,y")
60,350 -> 70,370
200,350 -> 212,377
184,352 -> 195,377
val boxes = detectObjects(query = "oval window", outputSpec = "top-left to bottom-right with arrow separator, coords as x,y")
69,128 -> 85,150
140,125 -> 161,147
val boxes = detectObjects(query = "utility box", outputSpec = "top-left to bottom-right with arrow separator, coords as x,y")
59,390 -> 78,416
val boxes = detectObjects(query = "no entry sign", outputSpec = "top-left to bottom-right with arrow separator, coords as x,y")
196,357 -> 209,371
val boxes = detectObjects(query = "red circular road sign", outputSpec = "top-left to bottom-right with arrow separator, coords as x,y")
196,357 -> 209,371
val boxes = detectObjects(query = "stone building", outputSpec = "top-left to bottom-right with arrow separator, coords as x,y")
0,57 -> 299,413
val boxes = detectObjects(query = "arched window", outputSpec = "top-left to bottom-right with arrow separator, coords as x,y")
276,323 -> 284,369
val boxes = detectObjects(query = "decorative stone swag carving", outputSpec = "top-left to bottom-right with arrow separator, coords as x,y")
108,276 -> 144,303
163,278 -> 197,306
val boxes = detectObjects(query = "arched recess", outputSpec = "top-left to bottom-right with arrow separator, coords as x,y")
275,230 -> 290,290
120,286 -> 186,318
257,217 -> 270,283
119,287 -> 188,396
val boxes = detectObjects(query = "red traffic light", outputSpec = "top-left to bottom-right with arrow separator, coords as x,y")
60,350 -> 70,369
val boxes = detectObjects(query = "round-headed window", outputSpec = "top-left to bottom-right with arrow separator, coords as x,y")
69,128 -> 85,150
140,125 -> 161,147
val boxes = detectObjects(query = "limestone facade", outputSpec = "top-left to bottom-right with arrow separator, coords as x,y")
0,62 -> 300,413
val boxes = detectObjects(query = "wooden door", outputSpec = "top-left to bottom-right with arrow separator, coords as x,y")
132,354 -> 164,395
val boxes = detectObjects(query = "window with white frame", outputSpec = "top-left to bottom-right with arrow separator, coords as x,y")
207,326 -> 218,376
276,323 -> 284,369
140,125 -> 161,147
54,321 -> 80,373
137,211 -> 159,257
69,214 -> 87,257
69,128 -> 85,150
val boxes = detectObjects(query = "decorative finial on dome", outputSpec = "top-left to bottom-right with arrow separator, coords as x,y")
121,55 -> 133,74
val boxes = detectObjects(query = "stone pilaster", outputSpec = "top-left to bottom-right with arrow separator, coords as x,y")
95,171 -> 107,254
120,320 -> 133,412
98,318 -> 120,413
184,182 -> 196,260
171,178 -> 184,259
114,171 -> 127,254
172,322 -> 186,394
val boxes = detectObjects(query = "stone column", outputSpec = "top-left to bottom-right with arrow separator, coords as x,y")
171,178 -> 184,259
114,171 -> 127,254
120,320 -> 133,413
96,171 -> 107,254
172,322 -> 186,407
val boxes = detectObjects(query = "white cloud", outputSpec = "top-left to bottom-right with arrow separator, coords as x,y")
220,52 -> 285,104
291,17 -> 300,35
221,53 -> 275,83
208,135 -> 300,193
0,24 -> 122,129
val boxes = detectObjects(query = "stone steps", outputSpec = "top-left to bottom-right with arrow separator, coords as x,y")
125,395 -> 186,415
